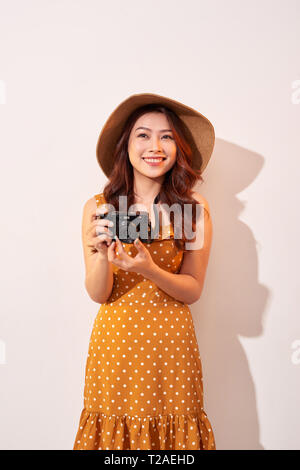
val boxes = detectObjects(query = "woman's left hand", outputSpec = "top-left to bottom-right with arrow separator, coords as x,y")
108,235 -> 156,277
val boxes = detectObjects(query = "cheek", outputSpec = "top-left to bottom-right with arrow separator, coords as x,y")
165,141 -> 177,156
166,152 -> 177,169
135,141 -> 146,153
167,144 -> 177,158
129,140 -> 145,155
128,150 -> 143,167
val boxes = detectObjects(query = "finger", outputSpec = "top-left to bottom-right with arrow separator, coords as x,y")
115,235 -> 125,253
92,218 -> 114,229
108,241 -> 126,269
108,239 -> 116,249
94,226 -> 113,238
86,222 -> 108,238
95,204 -> 109,217
89,220 -> 114,238
91,204 -> 109,221
86,225 -> 101,238
115,236 -> 131,260
109,236 -> 124,260
113,236 -> 122,257
134,237 -> 143,249
91,210 -> 105,222
107,240 -> 116,258
93,233 -> 112,247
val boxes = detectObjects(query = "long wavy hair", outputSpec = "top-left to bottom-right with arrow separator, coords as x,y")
101,103 -> 207,252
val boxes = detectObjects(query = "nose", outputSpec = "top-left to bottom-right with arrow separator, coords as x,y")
149,135 -> 164,153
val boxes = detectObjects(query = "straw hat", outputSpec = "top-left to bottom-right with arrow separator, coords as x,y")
96,93 -> 215,178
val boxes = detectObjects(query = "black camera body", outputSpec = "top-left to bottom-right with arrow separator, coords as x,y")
96,210 -> 160,244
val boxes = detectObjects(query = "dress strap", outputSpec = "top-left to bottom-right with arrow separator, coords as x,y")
94,193 -> 107,208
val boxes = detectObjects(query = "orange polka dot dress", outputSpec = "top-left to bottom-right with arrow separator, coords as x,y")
73,193 -> 216,450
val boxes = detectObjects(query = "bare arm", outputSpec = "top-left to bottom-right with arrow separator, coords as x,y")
144,192 -> 213,305
82,197 -> 114,304
144,265 -> 201,304
85,256 -> 114,304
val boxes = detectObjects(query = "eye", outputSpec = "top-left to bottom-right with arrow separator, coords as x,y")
137,133 -> 173,140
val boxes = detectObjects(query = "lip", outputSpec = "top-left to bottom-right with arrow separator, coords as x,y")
142,157 -> 166,166
143,155 -> 167,158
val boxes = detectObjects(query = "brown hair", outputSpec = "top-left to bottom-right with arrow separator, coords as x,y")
101,103 -> 207,252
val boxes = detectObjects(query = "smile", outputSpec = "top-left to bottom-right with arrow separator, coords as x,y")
142,157 -> 166,163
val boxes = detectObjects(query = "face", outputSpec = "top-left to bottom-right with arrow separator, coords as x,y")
127,112 -> 177,181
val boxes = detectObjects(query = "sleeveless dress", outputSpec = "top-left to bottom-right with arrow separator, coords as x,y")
73,193 -> 216,450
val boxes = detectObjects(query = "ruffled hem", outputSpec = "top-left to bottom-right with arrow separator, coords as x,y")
73,408 -> 216,450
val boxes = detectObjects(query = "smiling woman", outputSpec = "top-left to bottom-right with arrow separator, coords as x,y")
128,114 -> 177,173
96,102 -> 210,254
73,93 -> 216,451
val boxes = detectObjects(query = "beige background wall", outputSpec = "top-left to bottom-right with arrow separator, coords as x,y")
0,0 -> 299,450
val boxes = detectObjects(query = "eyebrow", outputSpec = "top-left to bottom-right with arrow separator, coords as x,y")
135,126 -> 173,132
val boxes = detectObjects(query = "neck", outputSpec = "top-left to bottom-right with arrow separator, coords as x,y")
133,191 -> 154,202
133,181 -> 162,204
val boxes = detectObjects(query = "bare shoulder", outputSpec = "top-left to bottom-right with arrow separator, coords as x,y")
191,191 -> 211,218
191,190 -> 209,205
82,196 -> 98,218
82,194 -> 108,229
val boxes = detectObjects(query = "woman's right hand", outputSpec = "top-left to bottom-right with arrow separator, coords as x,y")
86,208 -> 115,258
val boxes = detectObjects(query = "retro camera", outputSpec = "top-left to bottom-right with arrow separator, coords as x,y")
96,210 -> 160,244
95,193 -> 161,244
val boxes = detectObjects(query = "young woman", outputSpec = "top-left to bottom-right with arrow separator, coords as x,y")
73,93 -> 216,450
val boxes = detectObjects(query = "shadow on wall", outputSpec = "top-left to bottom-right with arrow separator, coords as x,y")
191,137 -> 268,450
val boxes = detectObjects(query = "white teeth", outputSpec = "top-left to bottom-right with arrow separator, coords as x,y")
143,158 -> 164,162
